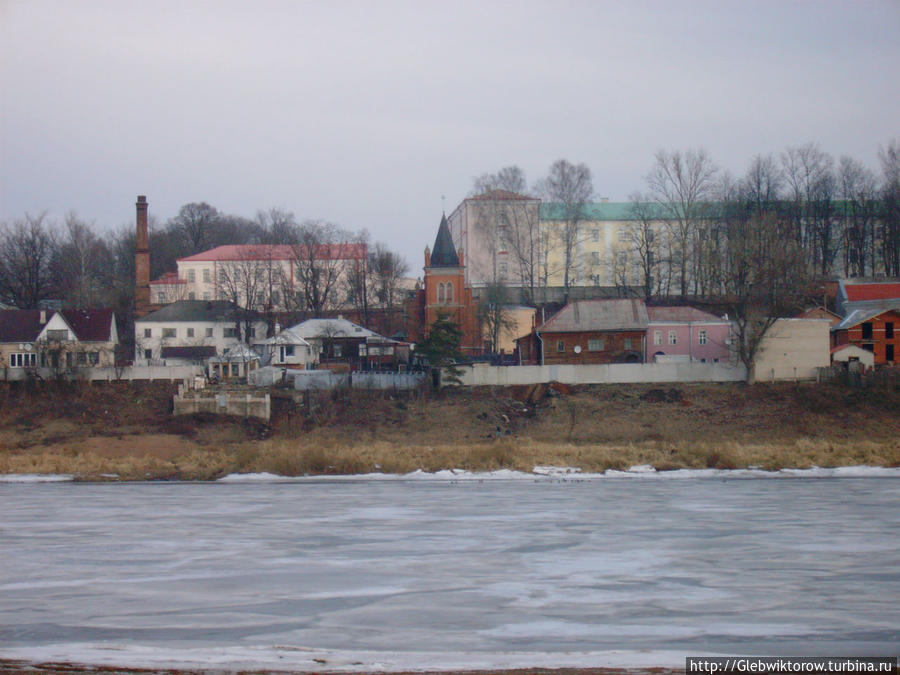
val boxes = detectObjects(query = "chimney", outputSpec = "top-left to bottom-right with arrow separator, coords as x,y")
135,195 -> 151,318
40,309 -> 47,324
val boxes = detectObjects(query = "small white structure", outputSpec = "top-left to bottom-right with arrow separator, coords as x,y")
830,344 -> 875,371
208,344 -> 261,381
253,328 -> 316,368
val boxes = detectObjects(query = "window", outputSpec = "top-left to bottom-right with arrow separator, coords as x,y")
886,322 -> 895,339
202,269 -> 211,283
188,270 -> 196,282
231,363 -> 239,376
144,349 -> 152,360
669,330 -> 677,345
654,330 -> 662,346
616,251 -> 627,267
591,251 -> 601,265
862,322 -> 873,340
202,292 -> 211,301
188,292 -> 195,300
157,293 -> 165,304
498,263 -> 508,278
144,328 -> 152,338
588,338 -> 605,351
186,328 -> 195,338
333,344 -> 342,358
223,327 -> 238,338
698,330 -> 708,345
271,290 -> 280,305
556,340 -> 566,352
76,351 -> 86,365
284,345 -> 295,357
10,353 -> 37,367
205,327 -> 214,338
89,352 -> 99,365
617,227 -> 627,241
162,328 -> 176,338
438,283 -> 445,303
47,329 -> 68,342
887,344 -> 895,361
446,282 -> 453,303
624,338 -> 633,350
591,228 -> 600,242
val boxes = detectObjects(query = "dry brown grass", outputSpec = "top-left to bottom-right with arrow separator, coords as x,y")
2,380 -> 899,480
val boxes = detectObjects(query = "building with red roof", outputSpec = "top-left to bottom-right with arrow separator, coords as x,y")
149,243 -> 367,311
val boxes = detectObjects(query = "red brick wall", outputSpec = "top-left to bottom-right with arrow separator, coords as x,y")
541,331 -> 645,365
834,310 -> 900,364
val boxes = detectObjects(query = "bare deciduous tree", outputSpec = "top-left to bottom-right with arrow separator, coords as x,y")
879,140 -> 900,277
287,221 -> 356,317
0,213 -> 58,309
646,148 -> 718,296
536,159 -> 593,299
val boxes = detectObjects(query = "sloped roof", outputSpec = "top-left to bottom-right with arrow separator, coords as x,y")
137,300 -> 249,323
161,346 -> 217,359
540,299 -> 649,333
646,306 -> 727,324
833,307 -> 900,331
178,243 -> 366,263
842,280 -> 900,303
540,201 -> 672,221
796,306 -> 843,325
0,308 -> 114,343
289,317 -> 381,340
255,328 -> 311,347
468,189 -> 537,201
60,308 -> 115,342
430,214 -> 459,267
0,309 -> 45,342
150,271 -> 185,286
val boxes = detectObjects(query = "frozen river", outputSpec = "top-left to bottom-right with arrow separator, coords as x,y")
1,472 -> 899,671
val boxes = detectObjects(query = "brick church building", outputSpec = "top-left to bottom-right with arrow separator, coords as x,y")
407,214 -> 483,355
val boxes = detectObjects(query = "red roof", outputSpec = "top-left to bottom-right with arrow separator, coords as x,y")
178,243 -> 367,263
844,283 -> 900,302
468,189 -> 537,201
150,272 -> 185,285
60,308 -> 115,342
0,308 -> 114,343
0,309 -> 45,342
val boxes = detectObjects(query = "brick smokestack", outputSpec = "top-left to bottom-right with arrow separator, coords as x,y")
135,195 -> 151,318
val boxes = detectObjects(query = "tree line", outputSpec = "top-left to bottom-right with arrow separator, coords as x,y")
0,204 -> 409,344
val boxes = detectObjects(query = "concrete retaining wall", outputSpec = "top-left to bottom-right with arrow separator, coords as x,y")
351,371 -> 426,390
173,392 -> 271,421
1,365 -> 203,382
456,362 -> 748,386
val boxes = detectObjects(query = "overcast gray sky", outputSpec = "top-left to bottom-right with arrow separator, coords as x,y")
1,0 -> 898,272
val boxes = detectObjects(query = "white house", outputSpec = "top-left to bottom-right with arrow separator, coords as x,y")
134,300 -> 267,366
253,328 -> 316,368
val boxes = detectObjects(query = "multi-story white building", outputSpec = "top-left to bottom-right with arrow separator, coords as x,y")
149,243 -> 368,311
134,300 -> 267,366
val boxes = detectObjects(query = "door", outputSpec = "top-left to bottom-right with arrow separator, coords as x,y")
887,344 -> 895,362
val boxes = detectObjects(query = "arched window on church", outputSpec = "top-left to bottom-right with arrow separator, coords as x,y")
438,283 -> 445,304
446,282 -> 453,304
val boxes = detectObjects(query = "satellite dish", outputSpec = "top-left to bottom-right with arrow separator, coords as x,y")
574,345 -> 582,354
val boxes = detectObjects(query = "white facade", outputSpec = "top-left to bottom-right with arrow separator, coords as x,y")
135,317 -> 267,365
751,319 -> 831,383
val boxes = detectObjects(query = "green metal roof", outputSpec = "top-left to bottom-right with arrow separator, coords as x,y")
540,202 -> 672,221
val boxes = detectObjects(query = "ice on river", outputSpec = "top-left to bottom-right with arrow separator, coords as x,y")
1,472 -> 899,671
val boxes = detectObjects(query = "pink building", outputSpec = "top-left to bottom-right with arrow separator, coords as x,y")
645,306 -> 731,364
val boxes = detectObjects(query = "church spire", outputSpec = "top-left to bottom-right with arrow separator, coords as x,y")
429,214 -> 460,267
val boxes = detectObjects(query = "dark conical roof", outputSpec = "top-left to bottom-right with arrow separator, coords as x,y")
430,214 -> 459,267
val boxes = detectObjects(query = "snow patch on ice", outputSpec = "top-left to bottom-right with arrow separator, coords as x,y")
0,643 -> 690,672
0,473 -> 74,483
215,464 -> 900,483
